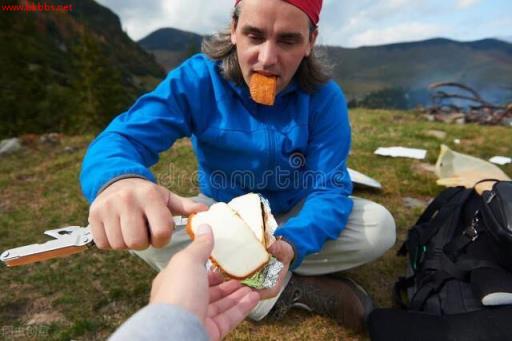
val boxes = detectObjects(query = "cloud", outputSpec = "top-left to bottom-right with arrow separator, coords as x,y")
96,0 -> 510,47
455,0 -> 481,9
98,0 -> 233,40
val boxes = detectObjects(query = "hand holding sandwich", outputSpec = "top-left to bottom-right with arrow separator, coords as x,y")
258,239 -> 294,299
150,224 -> 260,340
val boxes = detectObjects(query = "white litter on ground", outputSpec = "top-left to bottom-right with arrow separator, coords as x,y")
489,156 -> 512,165
374,146 -> 427,160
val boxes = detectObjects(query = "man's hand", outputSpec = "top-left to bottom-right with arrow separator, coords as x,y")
88,178 -> 208,250
150,224 -> 260,340
258,239 -> 295,299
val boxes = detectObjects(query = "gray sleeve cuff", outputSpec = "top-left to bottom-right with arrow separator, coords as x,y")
109,304 -> 208,341
97,174 -> 150,195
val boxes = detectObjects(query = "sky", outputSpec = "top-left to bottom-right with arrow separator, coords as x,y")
96,0 -> 512,48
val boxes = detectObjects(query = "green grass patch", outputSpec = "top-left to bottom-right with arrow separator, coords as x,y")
0,109 -> 510,340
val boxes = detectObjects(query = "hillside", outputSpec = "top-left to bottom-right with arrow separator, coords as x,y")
138,27 -> 203,52
0,0 -> 165,138
327,38 -> 512,106
138,27 -> 512,107
138,28 -> 203,72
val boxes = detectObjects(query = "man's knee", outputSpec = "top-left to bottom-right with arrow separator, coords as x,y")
364,203 -> 396,259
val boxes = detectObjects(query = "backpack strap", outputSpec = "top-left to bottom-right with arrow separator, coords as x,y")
409,258 -> 503,311
393,276 -> 415,309
416,187 -> 467,225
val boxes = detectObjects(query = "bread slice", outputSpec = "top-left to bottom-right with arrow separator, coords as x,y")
228,193 -> 265,244
187,202 -> 270,279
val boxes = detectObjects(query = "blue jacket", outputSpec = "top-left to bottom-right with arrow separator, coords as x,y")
80,54 -> 353,269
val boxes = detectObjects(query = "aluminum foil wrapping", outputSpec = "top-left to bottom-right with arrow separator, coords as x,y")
241,257 -> 284,289
206,257 -> 283,289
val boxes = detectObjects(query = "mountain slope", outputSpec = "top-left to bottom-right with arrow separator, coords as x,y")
138,28 -> 203,72
0,0 -> 165,138
327,38 -> 512,105
138,28 -> 203,52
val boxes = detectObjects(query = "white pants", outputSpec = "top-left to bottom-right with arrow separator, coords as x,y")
132,194 -> 396,320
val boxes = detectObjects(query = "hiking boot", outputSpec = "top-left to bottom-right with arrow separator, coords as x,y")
267,274 -> 374,332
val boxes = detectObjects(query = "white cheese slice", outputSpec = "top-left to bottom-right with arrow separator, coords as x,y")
188,202 -> 270,279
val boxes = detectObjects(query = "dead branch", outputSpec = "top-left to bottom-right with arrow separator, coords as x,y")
425,82 -> 512,125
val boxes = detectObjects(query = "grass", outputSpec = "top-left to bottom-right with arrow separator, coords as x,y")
0,109 -> 510,340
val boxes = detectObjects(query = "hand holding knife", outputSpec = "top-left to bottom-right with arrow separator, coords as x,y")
1,216 -> 188,267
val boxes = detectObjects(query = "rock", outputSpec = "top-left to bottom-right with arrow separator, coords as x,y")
425,130 -> 447,140
39,133 -> 62,145
58,42 -> 67,52
27,312 -> 65,325
435,113 -> 465,124
501,118 -> 512,127
0,138 -> 22,156
455,117 -> 466,125
413,162 -> 436,174
20,134 -> 39,146
423,114 -> 435,122
63,146 -> 77,153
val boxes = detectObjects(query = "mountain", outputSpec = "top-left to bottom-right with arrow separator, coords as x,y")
138,28 -> 203,72
139,28 -> 512,108
0,0 -> 165,138
326,38 -> 512,107
139,28 -> 203,52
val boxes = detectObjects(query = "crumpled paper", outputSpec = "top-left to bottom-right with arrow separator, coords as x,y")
435,145 -> 510,192
489,156 -> 512,165
374,146 -> 427,160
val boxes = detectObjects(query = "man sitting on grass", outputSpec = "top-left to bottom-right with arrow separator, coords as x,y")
81,0 -> 396,332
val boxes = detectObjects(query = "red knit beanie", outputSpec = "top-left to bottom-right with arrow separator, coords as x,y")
234,0 -> 323,26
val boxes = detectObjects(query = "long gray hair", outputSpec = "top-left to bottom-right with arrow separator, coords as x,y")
201,4 -> 331,93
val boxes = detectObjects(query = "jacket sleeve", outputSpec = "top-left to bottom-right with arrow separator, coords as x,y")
80,59 -> 204,204
109,304 -> 208,341
274,85 -> 353,270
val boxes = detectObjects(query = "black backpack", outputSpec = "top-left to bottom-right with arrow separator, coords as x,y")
368,181 -> 512,341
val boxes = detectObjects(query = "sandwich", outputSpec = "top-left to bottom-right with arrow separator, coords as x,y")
187,193 -> 283,288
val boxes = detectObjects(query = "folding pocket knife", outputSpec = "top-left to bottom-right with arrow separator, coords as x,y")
1,216 -> 188,267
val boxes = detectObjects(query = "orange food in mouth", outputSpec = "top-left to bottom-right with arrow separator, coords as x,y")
249,73 -> 277,106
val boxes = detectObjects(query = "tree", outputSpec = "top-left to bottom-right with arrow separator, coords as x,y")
68,30 -> 132,133
358,87 -> 410,110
